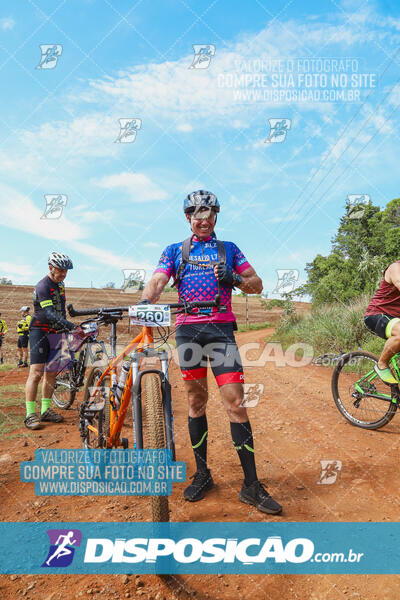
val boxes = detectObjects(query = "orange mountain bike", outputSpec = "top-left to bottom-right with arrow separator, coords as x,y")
67,297 -> 226,521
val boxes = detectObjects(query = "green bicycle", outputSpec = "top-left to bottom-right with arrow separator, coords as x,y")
331,350 -> 400,429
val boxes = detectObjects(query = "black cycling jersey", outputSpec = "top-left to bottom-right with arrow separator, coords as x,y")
30,275 -> 75,333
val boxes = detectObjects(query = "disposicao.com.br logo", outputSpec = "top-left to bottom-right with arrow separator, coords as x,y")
82,536 -> 363,565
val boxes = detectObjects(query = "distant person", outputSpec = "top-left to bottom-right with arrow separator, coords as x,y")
0,312 -> 8,364
24,252 -> 77,430
365,260 -> 400,383
17,306 -> 31,368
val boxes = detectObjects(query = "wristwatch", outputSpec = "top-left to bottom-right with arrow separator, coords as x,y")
233,274 -> 242,288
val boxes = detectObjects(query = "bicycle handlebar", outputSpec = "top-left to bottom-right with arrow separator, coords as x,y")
67,299 -> 223,318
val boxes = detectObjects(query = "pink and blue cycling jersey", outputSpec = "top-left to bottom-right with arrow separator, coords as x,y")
154,235 -> 251,324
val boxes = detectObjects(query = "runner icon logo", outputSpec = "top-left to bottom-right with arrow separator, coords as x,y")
346,194 -> 371,220
115,118 -> 142,143
241,383 -> 264,407
189,45 -> 216,69
317,460 -> 342,485
122,269 -> 146,292
265,119 -> 291,143
36,45 -> 63,69
272,269 -> 299,295
41,194 -> 67,219
41,529 -> 82,568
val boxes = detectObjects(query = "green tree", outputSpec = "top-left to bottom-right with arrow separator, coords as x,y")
303,198 -> 400,304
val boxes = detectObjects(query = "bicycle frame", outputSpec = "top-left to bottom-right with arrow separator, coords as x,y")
69,296 -> 225,452
56,337 -> 107,384
85,325 -> 171,450
353,353 -> 400,404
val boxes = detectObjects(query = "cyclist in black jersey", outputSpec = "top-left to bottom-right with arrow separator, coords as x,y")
24,252 -> 78,430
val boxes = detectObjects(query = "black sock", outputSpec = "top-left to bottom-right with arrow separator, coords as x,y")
188,415 -> 208,472
230,421 -> 258,486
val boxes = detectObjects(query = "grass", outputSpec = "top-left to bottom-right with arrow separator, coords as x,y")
269,294 -> 386,359
0,383 -> 26,437
0,383 -> 42,438
0,384 -> 25,406
0,363 -> 16,372
237,321 -> 273,332
0,412 -> 25,436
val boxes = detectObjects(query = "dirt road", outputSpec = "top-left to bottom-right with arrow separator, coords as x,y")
1,328 -> 400,599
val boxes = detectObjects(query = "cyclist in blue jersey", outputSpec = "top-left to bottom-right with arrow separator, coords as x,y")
140,191 -> 282,515
24,252 -> 77,430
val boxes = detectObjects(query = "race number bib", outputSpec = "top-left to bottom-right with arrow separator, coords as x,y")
129,304 -> 171,327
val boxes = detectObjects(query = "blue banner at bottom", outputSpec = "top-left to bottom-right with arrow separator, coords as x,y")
0,522 -> 399,574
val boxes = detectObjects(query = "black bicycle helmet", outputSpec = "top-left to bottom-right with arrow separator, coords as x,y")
183,190 -> 220,214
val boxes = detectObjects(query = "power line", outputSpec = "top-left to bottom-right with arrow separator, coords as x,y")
282,98 -> 400,249
278,46 -> 400,235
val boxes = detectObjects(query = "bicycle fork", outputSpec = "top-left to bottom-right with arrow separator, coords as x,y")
130,348 -> 176,460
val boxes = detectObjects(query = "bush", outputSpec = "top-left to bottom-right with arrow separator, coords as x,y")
0,277 -> 12,285
269,293 -> 384,356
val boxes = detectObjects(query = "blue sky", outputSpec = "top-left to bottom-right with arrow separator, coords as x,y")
1,0 -> 400,295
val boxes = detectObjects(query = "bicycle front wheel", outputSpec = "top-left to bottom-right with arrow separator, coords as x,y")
52,369 -> 76,410
331,351 -> 397,429
81,366 -> 111,448
142,374 -> 170,522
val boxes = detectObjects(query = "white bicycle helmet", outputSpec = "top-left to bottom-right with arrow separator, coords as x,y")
48,251 -> 73,270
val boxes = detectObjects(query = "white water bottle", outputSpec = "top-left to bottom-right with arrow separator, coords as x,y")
115,359 -> 131,404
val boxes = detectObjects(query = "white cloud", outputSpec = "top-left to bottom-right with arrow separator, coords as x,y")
267,214 -> 301,224
0,11 -> 397,189
69,240 -> 153,272
96,172 -> 168,203
0,184 -> 86,241
143,241 -> 160,248
0,261 -> 34,283
18,114 -> 121,160
176,123 -> 193,132
83,17 -> 397,122
69,206 -> 114,223
0,17 -> 15,30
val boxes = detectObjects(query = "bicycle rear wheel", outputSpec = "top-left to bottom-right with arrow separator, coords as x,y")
81,366 -> 111,448
52,369 -> 77,410
142,374 -> 170,522
331,351 -> 397,429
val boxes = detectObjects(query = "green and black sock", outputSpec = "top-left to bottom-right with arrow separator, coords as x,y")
26,401 -> 36,417
188,414 -> 208,472
41,398 -> 52,415
230,420 -> 258,486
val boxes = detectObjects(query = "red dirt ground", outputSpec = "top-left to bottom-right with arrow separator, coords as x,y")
1,325 -> 400,598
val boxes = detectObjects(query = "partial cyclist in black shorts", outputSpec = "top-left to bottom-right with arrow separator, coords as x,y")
140,190 -> 282,515
364,260 -> 400,384
24,252 -> 78,430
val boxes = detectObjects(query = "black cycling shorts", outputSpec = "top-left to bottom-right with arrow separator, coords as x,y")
175,322 -> 244,386
0,336 -> 3,347
364,313 -> 400,340
17,334 -> 29,348
29,329 -> 73,371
